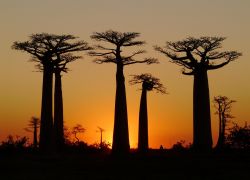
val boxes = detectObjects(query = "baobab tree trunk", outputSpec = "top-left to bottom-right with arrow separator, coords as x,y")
112,63 -> 130,154
39,65 -> 54,152
138,88 -> 149,152
193,68 -> 213,151
54,72 -> 65,151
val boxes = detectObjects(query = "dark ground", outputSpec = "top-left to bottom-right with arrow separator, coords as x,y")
0,150 -> 250,180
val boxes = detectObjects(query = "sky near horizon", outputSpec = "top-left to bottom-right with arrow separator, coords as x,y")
0,0 -> 250,148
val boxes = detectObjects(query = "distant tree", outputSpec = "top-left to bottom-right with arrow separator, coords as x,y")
130,73 -> 166,152
12,33 -> 91,151
227,123 -> 250,149
90,30 -> 158,154
24,116 -> 40,148
155,37 -> 242,151
72,124 -> 86,143
213,96 -> 236,149
96,126 -> 105,149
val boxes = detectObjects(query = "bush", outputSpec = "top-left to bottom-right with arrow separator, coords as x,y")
226,123 -> 250,150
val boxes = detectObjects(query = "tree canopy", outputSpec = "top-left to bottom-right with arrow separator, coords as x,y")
89,30 -> 158,65
12,33 -> 92,67
155,37 -> 242,75
130,73 -> 166,93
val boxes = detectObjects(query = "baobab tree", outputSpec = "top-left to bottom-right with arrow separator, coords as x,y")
155,37 -> 242,151
12,33 -> 91,151
213,95 -> 236,149
53,53 -> 90,151
90,30 -> 158,154
130,74 -> 166,152
96,126 -> 105,149
24,116 -> 40,148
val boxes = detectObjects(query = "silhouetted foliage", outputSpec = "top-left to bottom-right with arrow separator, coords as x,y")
130,73 -> 166,152
171,140 -> 187,152
213,96 -> 236,149
226,123 -> 250,150
91,141 -> 111,152
24,116 -> 40,148
0,135 -> 29,154
71,124 -> 86,143
12,33 -> 91,152
90,30 -> 158,155
155,37 -> 242,151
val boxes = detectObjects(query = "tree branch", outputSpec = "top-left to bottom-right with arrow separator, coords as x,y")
123,57 -> 158,66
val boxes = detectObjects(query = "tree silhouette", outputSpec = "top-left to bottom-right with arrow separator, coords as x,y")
227,122 -> 250,149
72,124 -> 86,143
12,33 -> 91,151
155,37 -> 242,151
96,126 -> 105,149
90,30 -> 158,154
213,96 -> 236,149
53,53 -> 90,151
24,116 -> 40,148
130,73 -> 166,152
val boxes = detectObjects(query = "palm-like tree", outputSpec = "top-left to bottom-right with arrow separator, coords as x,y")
97,126 -> 105,149
130,74 -> 166,152
24,116 -> 40,148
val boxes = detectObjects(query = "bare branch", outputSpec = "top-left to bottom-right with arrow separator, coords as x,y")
90,30 -> 154,66
207,51 -> 242,70
94,45 -> 116,51
93,55 -> 117,64
155,36 -> 242,73
123,57 -> 158,66
13,33 -> 92,74
88,51 -> 115,57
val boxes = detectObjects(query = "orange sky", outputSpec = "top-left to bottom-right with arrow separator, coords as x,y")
0,0 -> 250,148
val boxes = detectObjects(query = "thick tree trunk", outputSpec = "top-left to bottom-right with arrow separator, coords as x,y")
193,68 -> 213,151
138,88 -> 148,152
54,72 -> 65,151
39,65 -> 54,152
112,64 -> 130,154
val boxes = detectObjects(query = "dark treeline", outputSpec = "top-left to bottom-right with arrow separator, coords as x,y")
7,30 -> 244,155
